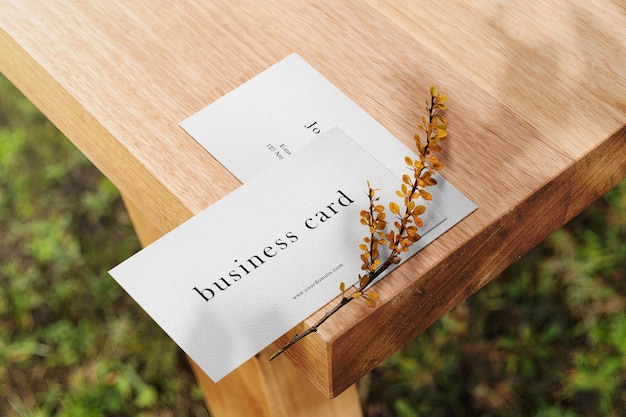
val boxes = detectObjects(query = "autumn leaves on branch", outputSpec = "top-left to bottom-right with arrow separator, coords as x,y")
270,87 -> 448,360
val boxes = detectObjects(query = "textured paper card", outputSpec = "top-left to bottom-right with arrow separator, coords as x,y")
110,129 -> 445,382
112,55 -> 477,382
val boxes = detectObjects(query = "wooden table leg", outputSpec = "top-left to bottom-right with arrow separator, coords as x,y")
120,193 -> 363,417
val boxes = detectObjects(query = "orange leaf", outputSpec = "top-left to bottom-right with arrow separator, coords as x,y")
359,275 -> 369,287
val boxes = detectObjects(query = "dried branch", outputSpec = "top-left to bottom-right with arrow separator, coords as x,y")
270,86 -> 448,361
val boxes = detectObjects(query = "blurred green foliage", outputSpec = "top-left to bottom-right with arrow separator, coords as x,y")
0,75 -> 208,416
1,72 -> 624,416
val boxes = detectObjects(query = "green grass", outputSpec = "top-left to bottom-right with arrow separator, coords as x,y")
1,72 -> 624,416
0,75 -> 208,417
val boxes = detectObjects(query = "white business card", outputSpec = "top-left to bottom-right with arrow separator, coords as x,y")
111,54 -> 477,382
110,129 -> 445,382
180,53 -> 476,238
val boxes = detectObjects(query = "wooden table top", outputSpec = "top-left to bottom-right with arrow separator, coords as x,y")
1,0 -> 624,397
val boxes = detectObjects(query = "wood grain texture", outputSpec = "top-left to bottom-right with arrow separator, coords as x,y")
1,0 -> 624,401
365,0 -> 626,157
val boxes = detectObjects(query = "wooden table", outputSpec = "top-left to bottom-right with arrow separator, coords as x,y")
1,1 -> 624,416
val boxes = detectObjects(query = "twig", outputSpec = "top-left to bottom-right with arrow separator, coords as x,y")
270,258 -> 395,361
270,86 -> 447,361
